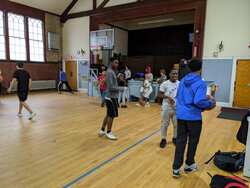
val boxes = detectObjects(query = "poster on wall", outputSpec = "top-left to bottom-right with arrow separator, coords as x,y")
90,29 -> 114,50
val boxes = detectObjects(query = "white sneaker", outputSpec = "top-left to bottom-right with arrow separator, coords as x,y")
17,113 -> 23,118
28,112 -> 36,120
136,103 -> 141,107
145,102 -> 150,107
184,163 -> 198,173
105,132 -> 118,140
98,130 -> 106,137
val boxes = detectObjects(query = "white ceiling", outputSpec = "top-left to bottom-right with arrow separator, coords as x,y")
10,0 -> 73,15
110,11 -> 195,30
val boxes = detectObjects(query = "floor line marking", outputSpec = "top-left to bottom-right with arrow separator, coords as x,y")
63,129 -> 160,188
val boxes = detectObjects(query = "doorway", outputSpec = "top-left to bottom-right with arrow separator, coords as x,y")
65,61 -> 78,90
234,60 -> 250,108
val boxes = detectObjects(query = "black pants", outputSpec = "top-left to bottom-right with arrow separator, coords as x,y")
58,81 -> 73,93
173,119 -> 202,170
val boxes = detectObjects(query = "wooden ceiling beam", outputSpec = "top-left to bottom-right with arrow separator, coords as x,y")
98,0 -> 110,9
93,0 -> 97,9
61,0 -> 79,22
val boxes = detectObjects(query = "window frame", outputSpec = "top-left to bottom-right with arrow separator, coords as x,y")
0,10 -> 6,60
28,17 -> 45,63
8,12 -> 27,61
0,9 -> 46,63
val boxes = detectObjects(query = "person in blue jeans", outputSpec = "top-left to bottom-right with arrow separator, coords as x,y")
172,59 -> 216,178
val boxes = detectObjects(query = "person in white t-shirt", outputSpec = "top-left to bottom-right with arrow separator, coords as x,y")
158,69 -> 179,148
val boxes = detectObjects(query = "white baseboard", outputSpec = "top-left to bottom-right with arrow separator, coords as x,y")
216,102 -> 232,107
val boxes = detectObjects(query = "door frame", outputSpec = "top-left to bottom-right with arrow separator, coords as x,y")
233,58 -> 250,107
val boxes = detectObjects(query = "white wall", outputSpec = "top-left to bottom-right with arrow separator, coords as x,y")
62,17 -> 90,59
203,0 -> 250,58
97,0 -> 136,7
69,0 -> 93,14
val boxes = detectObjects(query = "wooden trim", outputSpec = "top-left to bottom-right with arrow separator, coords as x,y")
25,17 -> 30,62
43,20 -> 47,63
0,60 -> 61,64
3,10 -> 10,61
98,0 -> 110,9
61,0 -> 79,23
93,0 -> 97,10
89,0 -> 206,58
0,0 -> 60,18
105,23 -> 129,32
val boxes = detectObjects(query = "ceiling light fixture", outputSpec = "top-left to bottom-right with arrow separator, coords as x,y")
138,18 -> 174,25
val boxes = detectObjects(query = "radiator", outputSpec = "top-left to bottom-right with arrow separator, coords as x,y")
31,80 -> 56,90
11,80 -> 56,91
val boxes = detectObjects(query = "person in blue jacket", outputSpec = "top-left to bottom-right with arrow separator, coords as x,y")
58,68 -> 73,94
172,59 -> 216,178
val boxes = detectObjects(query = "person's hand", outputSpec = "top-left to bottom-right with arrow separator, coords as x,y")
7,87 -> 11,93
205,99 -> 216,111
168,97 -> 175,106
207,95 -> 214,100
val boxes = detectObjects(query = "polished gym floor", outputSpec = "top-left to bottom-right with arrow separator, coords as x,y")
0,92 -> 247,188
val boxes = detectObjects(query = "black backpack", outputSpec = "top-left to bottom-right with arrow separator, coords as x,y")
237,111 -> 250,145
208,173 -> 249,188
205,151 -> 245,172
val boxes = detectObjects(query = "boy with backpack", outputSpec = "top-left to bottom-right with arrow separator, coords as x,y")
172,59 -> 216,178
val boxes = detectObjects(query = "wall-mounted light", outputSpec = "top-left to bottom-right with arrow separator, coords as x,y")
213,41 -> 224,57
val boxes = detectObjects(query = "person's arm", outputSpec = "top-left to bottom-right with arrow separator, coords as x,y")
194,84 -> 216,110
107,72 -> 119,92
159,83 -> 175,104
29,78 -> 32,91
7,78 -> 17,93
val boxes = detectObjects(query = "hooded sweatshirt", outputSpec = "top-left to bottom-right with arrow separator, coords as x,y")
176,73 -> 214,121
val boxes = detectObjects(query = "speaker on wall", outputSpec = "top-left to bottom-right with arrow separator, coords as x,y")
48,32 -> 60,51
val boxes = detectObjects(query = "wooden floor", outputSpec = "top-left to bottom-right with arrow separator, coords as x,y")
0,92 -> 247,188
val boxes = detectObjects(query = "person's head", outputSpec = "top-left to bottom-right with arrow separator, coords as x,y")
180,59 -> 188,65
16,63 -> 24,69
117,72 -> 124,80
109,57 -> 119,70
188,59 -> 202,74
160,69 -> 166,76
145,65 -> 152,74
101,65 -> 106,71
143,80 -> 151,88
101,70 -> 106,76
169,69 -> 179,82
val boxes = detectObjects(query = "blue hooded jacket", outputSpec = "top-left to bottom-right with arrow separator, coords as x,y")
176,73 -> 214,121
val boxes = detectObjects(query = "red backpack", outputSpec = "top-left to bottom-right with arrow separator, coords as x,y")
209,173 -> 249,188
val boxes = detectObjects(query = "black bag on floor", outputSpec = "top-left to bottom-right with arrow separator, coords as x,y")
208,173 -> 249,188
237,111 -> 250,145
205,151 -> 245,172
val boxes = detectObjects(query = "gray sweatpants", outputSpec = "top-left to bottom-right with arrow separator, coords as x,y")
161,105 -> 177,139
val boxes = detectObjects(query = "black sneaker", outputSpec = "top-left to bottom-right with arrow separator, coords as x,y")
160,139 -> 167,148
172,169 -> 181,178
172,138 -> 176,145
121,105 -> 128,108
184,163 -> 198,173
